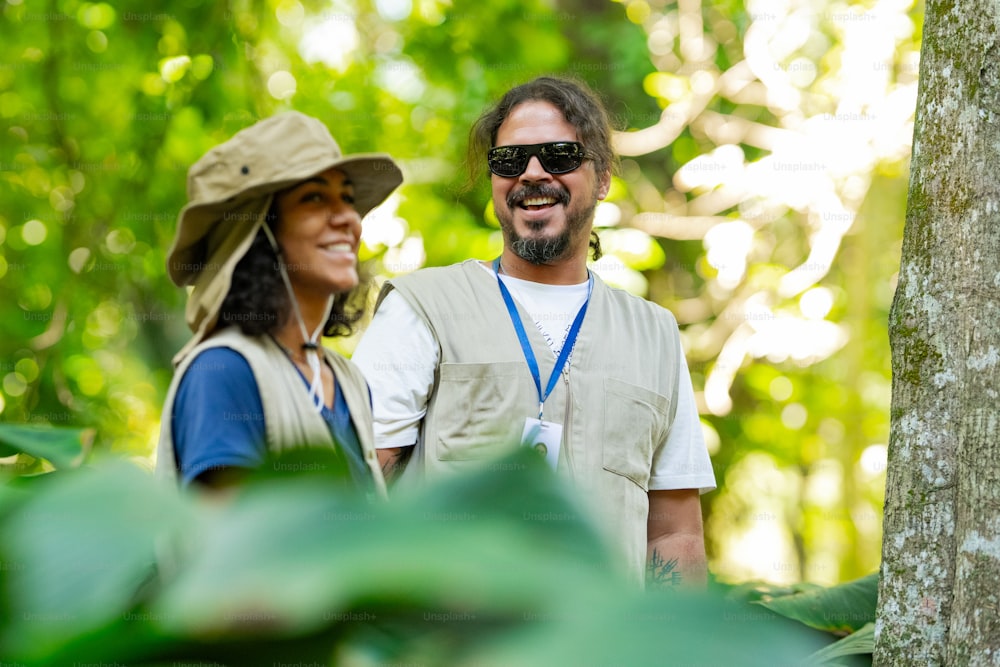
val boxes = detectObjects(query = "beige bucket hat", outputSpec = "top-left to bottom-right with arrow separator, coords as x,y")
167,111 -> 402,363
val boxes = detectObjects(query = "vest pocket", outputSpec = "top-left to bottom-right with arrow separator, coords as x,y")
434,362 -> 524,461
602,377 -> 668,491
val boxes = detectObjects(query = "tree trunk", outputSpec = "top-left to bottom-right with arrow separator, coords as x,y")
875,1 -> 1000,665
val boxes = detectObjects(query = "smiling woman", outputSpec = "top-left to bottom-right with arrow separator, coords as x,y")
154,112 -> 402,494
274,168 -> 363,298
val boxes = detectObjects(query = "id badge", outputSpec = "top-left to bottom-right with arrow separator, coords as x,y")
520,418 -> 563,470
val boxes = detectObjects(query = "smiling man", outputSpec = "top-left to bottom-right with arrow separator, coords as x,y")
353,77 -> 716,587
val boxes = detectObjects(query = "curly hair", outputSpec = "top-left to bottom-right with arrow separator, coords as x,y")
466,75 -> 618,260
217,200 -> 366,338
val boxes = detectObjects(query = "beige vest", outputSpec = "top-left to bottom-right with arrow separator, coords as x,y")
155,327 -> 386,499
382,260 -> 681,581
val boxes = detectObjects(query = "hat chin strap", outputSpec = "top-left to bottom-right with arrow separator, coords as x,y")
262,225 -> 334,414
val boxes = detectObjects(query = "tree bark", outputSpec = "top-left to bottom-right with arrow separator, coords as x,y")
875,1 -> 1000,665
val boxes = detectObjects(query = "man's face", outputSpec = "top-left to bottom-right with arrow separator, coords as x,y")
491,100 -> 610,265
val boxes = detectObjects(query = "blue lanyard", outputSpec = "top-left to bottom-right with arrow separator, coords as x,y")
493,258 -> 593,420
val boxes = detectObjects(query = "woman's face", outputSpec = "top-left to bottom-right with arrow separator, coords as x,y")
273,167 -> 362,299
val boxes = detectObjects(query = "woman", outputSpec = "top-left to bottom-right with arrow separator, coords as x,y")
155,111 -> 402,496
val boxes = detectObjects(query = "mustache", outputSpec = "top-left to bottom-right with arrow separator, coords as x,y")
506,184 -> 570,209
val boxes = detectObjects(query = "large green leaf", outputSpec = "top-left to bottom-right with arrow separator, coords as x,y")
143,450 -> 830,666
461,586 -> 832,667
0,450 -> 838,666
807,622 -> 875,665
0,423 -> 92,470
753,573 -> 878,634
0,462 -> 195,663
151,450 -> 618,639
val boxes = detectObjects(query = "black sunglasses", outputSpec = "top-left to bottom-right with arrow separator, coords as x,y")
487,142 -> 588,178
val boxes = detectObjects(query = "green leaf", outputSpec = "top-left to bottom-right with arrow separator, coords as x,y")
463,587 -> 832,667
0,423 -> 92,469
753,573 -> 878,634
147,449 -> 830,665
152,450 -> 616,638
0,451 -> 842,666
806,622 -> 875,664
0,461 -> 195,663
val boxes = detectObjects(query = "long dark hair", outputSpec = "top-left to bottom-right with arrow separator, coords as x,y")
217,200 -> 366,338
467,75 -> 617,260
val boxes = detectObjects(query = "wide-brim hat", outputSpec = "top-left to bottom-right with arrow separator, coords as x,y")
167,111 -> 402,363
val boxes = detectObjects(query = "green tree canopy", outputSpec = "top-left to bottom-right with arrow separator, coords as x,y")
0,0 -> 922,587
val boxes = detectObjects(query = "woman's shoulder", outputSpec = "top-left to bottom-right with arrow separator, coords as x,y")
181,329 -> 277,372
184,345 -> 254,378
188,344 -> 251,364
179,346 -> 259,397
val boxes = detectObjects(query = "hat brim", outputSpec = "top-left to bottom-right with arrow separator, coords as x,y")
167,153 -> 402,287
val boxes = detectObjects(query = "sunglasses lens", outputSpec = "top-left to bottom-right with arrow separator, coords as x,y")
539,143 -> 584,174
488,146 -> 528,177
488,142 -> 586,177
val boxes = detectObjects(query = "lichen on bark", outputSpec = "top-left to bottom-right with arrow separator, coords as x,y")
875,2 -> 1000,665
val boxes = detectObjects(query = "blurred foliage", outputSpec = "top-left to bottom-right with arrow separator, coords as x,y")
0,0 -> 922,587
754,572 -> 877,635
0,422 -> 92,470
0,444 -> 875,666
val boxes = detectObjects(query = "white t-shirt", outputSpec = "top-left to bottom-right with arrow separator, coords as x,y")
353,264 -> 713,492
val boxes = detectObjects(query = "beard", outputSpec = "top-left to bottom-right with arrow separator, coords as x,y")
497,184 -> 597,265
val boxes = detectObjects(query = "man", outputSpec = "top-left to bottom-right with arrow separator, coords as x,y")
353,76 -> 716,586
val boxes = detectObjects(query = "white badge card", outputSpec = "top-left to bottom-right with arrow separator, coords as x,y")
520,418 -> 563,470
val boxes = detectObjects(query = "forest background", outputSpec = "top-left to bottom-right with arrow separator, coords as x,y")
0,0 -> 922,587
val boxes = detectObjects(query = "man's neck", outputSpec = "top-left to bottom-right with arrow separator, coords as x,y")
497,249 -> 589,285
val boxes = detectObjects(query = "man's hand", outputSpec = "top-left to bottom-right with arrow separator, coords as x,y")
646,488 -> 707,589
377,445 -> 414,485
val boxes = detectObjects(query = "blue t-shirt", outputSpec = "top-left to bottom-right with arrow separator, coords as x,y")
171,347 -> 367,488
